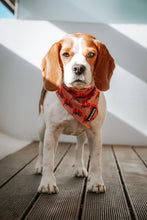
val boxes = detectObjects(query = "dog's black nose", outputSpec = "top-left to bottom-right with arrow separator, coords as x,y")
72,64 -> 86,75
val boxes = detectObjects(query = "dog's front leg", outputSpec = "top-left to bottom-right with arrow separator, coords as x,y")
38,128 -> 59,194
87,128 -> 106,193
75,133 -> 88,177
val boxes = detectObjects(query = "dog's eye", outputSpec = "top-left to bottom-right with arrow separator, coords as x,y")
62,52 -> 70,58
87,52 -> 95,58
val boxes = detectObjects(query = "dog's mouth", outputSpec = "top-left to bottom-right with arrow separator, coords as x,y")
73,79 -> 85,83
71,79 -> 88,89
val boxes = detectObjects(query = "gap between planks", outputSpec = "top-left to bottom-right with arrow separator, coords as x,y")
0,142 -> 38,188
113,145 -> 147,220
112,145 -> 137,220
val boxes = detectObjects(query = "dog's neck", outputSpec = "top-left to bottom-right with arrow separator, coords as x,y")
56,83 -> 100,128
61,83 -> 97,99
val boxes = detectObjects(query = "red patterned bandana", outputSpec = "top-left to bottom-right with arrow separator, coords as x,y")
56,83 -> 100,128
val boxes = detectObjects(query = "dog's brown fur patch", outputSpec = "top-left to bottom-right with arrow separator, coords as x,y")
39,87 -> 47,113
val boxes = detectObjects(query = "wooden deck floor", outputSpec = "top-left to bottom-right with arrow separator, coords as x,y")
0,142 -> 146,220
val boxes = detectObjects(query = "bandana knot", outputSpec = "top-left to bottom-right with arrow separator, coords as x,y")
56,83 -> 100,128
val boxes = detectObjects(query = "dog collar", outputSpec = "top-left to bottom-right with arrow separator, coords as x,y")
56,83 -> 100,128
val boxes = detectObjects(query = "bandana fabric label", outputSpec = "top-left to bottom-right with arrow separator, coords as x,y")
56,83 -> 100,128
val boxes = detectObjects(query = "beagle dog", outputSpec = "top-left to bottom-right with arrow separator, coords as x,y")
35,33 -> 115,194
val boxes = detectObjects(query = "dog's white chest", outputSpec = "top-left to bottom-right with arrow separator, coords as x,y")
43,92 -> 86,136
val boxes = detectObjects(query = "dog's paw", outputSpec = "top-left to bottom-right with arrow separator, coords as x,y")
38,183 -> 59,194
87,183 -> 106,193
87,177 -> 106,193
38,177 -> 59,194
75,167 -> 88,178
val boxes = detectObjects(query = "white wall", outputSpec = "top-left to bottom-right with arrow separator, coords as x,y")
0,19 -> 147,145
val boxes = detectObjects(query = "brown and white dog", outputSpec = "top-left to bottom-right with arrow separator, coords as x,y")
35,33 -> 115,194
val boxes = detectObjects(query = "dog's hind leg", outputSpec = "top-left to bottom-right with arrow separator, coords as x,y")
35,107 -> 46,174
74,132 -> 88,177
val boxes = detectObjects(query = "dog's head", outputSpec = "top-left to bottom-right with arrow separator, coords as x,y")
41,33 -> 115,91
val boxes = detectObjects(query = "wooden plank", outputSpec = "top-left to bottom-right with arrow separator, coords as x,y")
82,146 -> 131,220
25,144 -> 89,220
114,145 -> 147,220
133,146 -> 147,167
0,143 -> 70,220
0,142 -> 38,188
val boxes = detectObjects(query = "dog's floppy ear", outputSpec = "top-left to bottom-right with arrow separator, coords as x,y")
94,41 -> 115,91
41,42 -> 63,91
